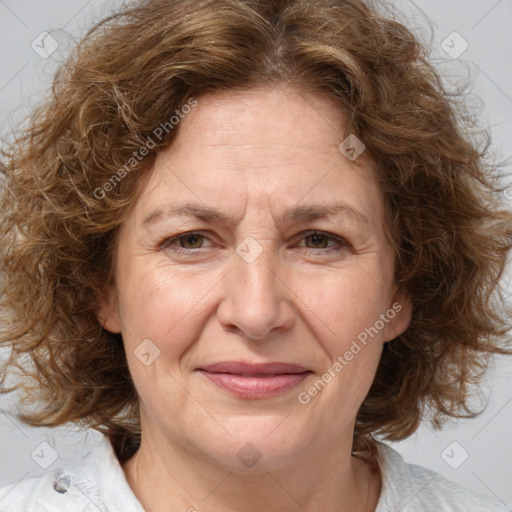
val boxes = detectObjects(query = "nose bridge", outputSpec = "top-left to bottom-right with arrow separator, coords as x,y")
236,236 -> 278,301
217,237 -> 293,340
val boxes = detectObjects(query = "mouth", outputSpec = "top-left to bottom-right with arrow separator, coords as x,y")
196,361 -> 313,399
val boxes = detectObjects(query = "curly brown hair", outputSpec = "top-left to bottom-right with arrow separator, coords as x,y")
1,0 -> 511,465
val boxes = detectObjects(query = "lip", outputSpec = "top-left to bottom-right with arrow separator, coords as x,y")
196,361 -> 313,399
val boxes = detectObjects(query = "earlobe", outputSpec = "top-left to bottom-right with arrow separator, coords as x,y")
95,285 -> 122,334
382,285 -> 413,342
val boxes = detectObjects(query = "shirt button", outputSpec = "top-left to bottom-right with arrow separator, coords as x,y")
53,473 -> 71,494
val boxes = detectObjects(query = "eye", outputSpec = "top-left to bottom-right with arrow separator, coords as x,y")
160,231 -> 213,253
159,229 -> 351,257
176,232 -> 207,249
296,230 -> 350,253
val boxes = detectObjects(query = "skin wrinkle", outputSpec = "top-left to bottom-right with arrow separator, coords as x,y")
141,203 -> 370,236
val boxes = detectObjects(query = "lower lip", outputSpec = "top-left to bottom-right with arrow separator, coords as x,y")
199,371 -> 312,399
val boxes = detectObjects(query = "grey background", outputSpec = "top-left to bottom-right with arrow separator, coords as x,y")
0,0 -> 511,507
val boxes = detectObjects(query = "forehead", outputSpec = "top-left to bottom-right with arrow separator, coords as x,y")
176,85 -> 349,153
129,85 -> 386,233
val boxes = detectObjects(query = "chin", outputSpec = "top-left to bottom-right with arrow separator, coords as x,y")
191,416 -> 313,474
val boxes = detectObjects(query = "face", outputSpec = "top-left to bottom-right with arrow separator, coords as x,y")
99,85 -> 412,472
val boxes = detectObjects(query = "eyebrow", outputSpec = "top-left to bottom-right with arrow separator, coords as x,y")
142,202 -> 369,228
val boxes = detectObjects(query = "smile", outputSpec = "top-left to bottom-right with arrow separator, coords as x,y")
196,361 -> 313,399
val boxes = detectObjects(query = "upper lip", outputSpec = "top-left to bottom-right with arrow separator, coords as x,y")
197,361 -> 311,375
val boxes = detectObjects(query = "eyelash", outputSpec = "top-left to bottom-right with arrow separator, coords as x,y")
160,230 -> 350,256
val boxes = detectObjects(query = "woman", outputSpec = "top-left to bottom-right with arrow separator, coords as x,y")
1,0 -> 511,510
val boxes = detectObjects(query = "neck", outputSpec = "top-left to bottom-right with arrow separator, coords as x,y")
122,428 -> 381,512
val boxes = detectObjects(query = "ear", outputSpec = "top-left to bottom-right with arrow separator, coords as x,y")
382,284 -> 412,342
95,283 -> 122,334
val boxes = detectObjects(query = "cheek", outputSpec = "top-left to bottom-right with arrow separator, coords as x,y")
299,273 -> 389,416
297,266 -> 391,349
115,264 -> 212,402
115,260 -> 206,349
294,266 -> 390,412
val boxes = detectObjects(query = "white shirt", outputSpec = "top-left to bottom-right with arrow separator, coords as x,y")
0,433 -> 508,511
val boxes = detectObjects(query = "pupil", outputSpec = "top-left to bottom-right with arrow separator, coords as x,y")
183,234 -> 201,248
310,234 -> 326,247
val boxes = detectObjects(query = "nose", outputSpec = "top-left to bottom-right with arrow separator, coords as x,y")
216,242 -> 295,341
